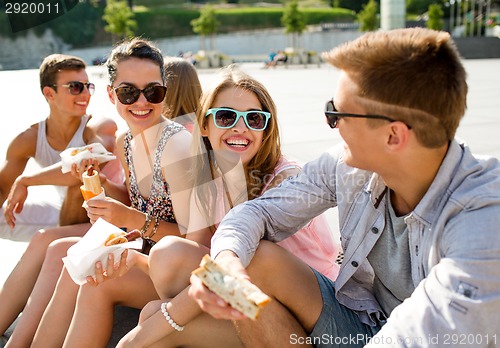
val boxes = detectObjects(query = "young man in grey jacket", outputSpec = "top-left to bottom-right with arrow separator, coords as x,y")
189,28 -> 500,347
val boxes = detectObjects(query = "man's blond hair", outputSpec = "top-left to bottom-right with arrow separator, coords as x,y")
323,28 -> 468,148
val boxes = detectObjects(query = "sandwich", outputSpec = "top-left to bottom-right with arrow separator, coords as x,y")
192,255 -> 271,320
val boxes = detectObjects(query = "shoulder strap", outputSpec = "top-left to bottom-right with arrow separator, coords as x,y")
261,158 -> 301,193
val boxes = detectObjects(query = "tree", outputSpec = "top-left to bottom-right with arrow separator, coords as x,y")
407,0 -> 446,15
103,0 -> 137,41
357,0 -> 378,32
191,5 -> 220,51
427,3 -> 444,30
281,0 -> 306,49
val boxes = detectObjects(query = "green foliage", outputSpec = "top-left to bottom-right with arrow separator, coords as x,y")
103,0 -> 137,39
191,5 -> 220,36
134,8 -> 199,38
0,12 -> 13,37
282,0 -> 306,34
426,4 -> 444,30
336,0 -> 371,13
200,7 -> 355,33
0,2 -> 357,47
301,7 -> 355,23
407,0 -> 446,15
357,0 -> 378,31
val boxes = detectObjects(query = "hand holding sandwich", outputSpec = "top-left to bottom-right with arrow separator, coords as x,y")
189,250 -> 257,321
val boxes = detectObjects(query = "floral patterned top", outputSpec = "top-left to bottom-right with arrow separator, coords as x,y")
124,122 -> 184,251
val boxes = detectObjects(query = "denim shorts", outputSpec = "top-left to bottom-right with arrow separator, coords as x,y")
308,269 -> 381,347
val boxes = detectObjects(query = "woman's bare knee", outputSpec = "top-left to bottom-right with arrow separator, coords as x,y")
149,237 -> 207,297
43,238 -> 79,272
28,227 -> 62,248
247,240 -> 291,278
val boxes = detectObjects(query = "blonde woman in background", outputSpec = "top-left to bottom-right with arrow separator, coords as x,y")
163,56 -> 202,133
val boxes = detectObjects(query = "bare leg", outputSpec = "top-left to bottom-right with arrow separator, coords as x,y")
235,240 -> 323,347
149,312 -> 243,348
59,185 -> 88,226
31,265 -> 80,348
136,299 -> 242,348
6,237 -> 82,348
148,236 -> 209,297
140,238 -> 244,347
0,224 -> 89,338
147,241 -> 319,347
62,268 -> 159,348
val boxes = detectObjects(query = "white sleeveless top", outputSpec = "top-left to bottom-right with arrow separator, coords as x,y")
0,115 -> 91,226
35,115 -> 90,167
34,115 -> 90,198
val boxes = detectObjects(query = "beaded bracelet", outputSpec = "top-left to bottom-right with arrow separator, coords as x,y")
147,216 -> 159,241
160,302 -> 184,332
139,213 -> 152,239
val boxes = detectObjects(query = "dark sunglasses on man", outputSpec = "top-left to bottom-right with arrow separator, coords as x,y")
324,98 -> 412,129
205,108 -> 271,131
111,85 -> 167,105
52,81 -> 95,96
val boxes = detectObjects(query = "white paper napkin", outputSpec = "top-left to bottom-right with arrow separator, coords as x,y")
62,218 -> 142,285
60,143 -> 116,173
81,187 -> 105,209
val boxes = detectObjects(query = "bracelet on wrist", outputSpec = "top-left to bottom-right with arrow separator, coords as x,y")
146,216 -> 159,241
139,213 -> 152,239
160,302 -> 184,332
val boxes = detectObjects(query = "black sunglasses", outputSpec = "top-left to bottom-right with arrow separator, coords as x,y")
52,81 -> 95,95
112,85 -> 167,105
205,108 -> 271,131
324,99 -> 412,129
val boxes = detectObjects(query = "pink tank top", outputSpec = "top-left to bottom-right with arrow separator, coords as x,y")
263,157 -> 340,280
212,157 -> 340,280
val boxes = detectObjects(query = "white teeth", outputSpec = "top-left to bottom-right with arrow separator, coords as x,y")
226,139 -> 249,147
131,110 -> 149,116
76,102 -> 87,105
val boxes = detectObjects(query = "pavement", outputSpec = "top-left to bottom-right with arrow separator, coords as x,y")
1,59 -> 500,346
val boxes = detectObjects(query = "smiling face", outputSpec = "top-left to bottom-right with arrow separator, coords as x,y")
335,71 -> 386,171
47,69 -> 91,118
107,57 -> 165,135
202,86 -> 265,166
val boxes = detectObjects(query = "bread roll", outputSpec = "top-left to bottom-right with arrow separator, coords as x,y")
103,229 -> 141,246
80,165 -> 102,201
192,255 -> 271,320
104,231 -> 127,246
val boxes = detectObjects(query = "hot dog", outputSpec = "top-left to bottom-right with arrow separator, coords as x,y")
104,229 -> 141,247
80,165 -> 102,201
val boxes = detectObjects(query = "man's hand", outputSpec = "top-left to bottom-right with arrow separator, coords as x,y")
188,251 -> 249,321
71,158 -> 100,182
3,177 -> 29,228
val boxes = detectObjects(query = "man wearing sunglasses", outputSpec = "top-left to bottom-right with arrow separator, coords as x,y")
190,28 -> 500,346
0,54 -> 105,228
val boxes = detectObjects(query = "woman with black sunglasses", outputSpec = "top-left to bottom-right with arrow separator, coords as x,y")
29,38 -> 194,347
